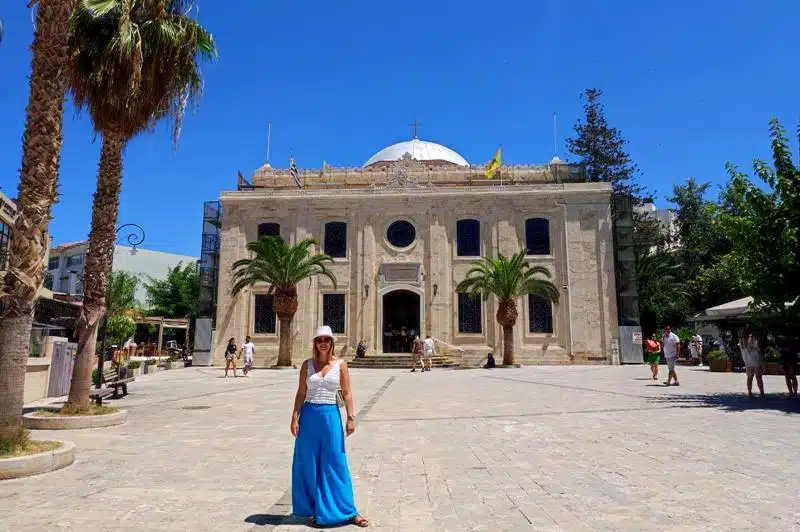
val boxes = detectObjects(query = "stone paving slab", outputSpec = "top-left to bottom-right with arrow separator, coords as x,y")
1,364 -> 799,531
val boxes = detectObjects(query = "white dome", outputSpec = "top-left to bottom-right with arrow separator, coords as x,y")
363,138 -> 469,167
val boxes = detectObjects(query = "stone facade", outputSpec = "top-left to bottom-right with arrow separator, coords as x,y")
214,155 -> 618,367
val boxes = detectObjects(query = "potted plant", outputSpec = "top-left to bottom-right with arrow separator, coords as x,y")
144,358 -> 157,374
706,349 -> 730,372
168,354 -> 184,370
127,360 -> 142,377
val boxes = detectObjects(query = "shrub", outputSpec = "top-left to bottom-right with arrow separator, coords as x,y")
764,346 -> 780,363
706,349 -> 728,361
0,426 -> 31,456
127,360 -> 141,369
92,368 -> 100,387
168,353 -> 183,362
145,358 -> 157,366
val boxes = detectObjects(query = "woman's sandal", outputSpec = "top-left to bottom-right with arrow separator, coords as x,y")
352,515 -> 370,527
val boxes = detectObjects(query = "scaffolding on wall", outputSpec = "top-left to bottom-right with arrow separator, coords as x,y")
194,201 -> 221,365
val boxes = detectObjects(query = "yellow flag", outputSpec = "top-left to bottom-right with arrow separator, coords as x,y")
485,146 -> 502,178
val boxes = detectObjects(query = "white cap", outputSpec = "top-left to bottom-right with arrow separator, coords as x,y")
313,325 -> 334,341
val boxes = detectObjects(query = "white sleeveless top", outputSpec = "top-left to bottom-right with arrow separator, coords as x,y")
305,358 -> 341,404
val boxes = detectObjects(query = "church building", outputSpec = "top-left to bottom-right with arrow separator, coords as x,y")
213,135 -> 619,367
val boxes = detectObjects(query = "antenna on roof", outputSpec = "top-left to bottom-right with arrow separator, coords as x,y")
266,121 -> 272,164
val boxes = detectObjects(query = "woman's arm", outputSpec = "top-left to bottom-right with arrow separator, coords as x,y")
340,361 -> 356,435
290,360 -> 308,436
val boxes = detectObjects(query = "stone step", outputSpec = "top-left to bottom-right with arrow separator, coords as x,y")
348,355 -> 457,369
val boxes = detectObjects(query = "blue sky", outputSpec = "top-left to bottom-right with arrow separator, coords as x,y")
1,0 -> 798,257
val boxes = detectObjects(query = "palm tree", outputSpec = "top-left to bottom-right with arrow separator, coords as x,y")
456,251 -> 560,366
231,237 -> 337,367
64,0 -> 216,411
0,0 -> 74,433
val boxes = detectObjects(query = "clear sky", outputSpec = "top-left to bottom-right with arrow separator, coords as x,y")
1,0 -> 798,257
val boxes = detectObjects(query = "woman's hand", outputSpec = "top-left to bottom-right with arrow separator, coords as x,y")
290,418 -> 299,437
345,418 -> 355,436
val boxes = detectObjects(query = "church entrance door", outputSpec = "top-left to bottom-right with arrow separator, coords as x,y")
382,290 -> 421,353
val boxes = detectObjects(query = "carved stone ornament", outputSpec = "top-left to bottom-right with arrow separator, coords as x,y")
380,154 -> 430,190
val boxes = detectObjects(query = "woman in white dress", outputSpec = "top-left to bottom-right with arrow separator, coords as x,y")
740,328 -> 765,398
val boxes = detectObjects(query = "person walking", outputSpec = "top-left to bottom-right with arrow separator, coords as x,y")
241,335 -> 255,376
779,338 -> 798,397
644,333 -> 661,380
291,326 -> 369,528
422,335 -> 436,372
740,328 -> 765,398
662,326 -> 680,386
690,332 -> 703,366
411,335 -> 424,372
224,337 -> 238,377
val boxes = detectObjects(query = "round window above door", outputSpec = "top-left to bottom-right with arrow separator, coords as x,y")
386,220 -> 416,249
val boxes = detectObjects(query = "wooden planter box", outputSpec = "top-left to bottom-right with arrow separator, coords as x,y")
129,366 -> 142,377
708,359 -> 731,372
144,363 -> 157,374
168,361 -> 183,370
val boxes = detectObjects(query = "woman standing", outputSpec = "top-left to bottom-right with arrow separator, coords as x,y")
291,326 -> 369,528
644,333 -> 661,380
740,329 -> 765,398
224,337 -> 238,378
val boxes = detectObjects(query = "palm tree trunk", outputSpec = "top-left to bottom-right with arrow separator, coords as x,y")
502,325 -> 515,366
67,131 -> 126,411
0,0 -> 73,430
276,313 -> 294,367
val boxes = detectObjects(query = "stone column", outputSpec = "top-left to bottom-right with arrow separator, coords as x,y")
361,216 -> 377,354
428,209 -> 450,341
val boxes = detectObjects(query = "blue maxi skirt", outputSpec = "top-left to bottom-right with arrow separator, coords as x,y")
292,402 -> 357,526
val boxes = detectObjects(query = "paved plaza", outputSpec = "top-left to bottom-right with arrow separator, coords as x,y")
1,364 -> 799,531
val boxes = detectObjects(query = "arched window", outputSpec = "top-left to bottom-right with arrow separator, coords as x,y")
528,295 -> 553,334
525,218 -> 550,255
324,222 -> 347,258
456,219 -> 480,257
258,222 -> 281,240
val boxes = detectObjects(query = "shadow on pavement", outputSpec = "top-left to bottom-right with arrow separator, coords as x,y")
649,392 -> 800,414
244,514 -> 296,526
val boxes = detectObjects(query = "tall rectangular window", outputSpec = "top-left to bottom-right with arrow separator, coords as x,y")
322,294 -> 346,334
456,219 -> 480,256
525,218 -> 551,255
0,221 -> 10,271
458,292 -> 482,333
257,222 -> 281,240
254,294 -> 276,334
48,257 -> 60,270
323,222 -> 347,258
528,295 -> 553,334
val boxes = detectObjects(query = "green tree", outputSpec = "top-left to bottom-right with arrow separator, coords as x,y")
668,178 -> 737,310
65,0 -> 217,411
635,252 -> 689,334
106,270 -> 139,316
231,237 -> 337,367
566,88 -> 641,197
0,0 -> 74,434
456,251 -> 559,366
144,262 -> 199,318
713,119 -> 800,326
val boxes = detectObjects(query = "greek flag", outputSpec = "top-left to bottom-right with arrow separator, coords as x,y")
289,156 -> 301,188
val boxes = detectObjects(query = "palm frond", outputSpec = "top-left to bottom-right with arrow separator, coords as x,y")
456,250 -> 560,304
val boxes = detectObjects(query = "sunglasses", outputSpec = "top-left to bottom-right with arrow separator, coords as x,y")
315,337 -> 332,344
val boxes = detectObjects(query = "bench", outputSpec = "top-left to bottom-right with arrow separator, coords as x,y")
90,367 -> 135,405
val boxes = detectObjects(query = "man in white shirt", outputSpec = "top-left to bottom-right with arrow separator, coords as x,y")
662,325 -> 681,386
241,336 -> 255,375
422,335 -> 436,372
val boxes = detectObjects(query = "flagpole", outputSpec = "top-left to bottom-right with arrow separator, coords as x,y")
552,113 -> 557,157
266,121 -> 273,164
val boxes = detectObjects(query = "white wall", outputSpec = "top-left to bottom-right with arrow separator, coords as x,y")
112,246 -> 197,307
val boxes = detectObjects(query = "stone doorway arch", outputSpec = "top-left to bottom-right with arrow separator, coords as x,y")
379,287 -> 423,354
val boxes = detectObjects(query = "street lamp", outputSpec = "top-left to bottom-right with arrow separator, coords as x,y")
96,223 -> 145,387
